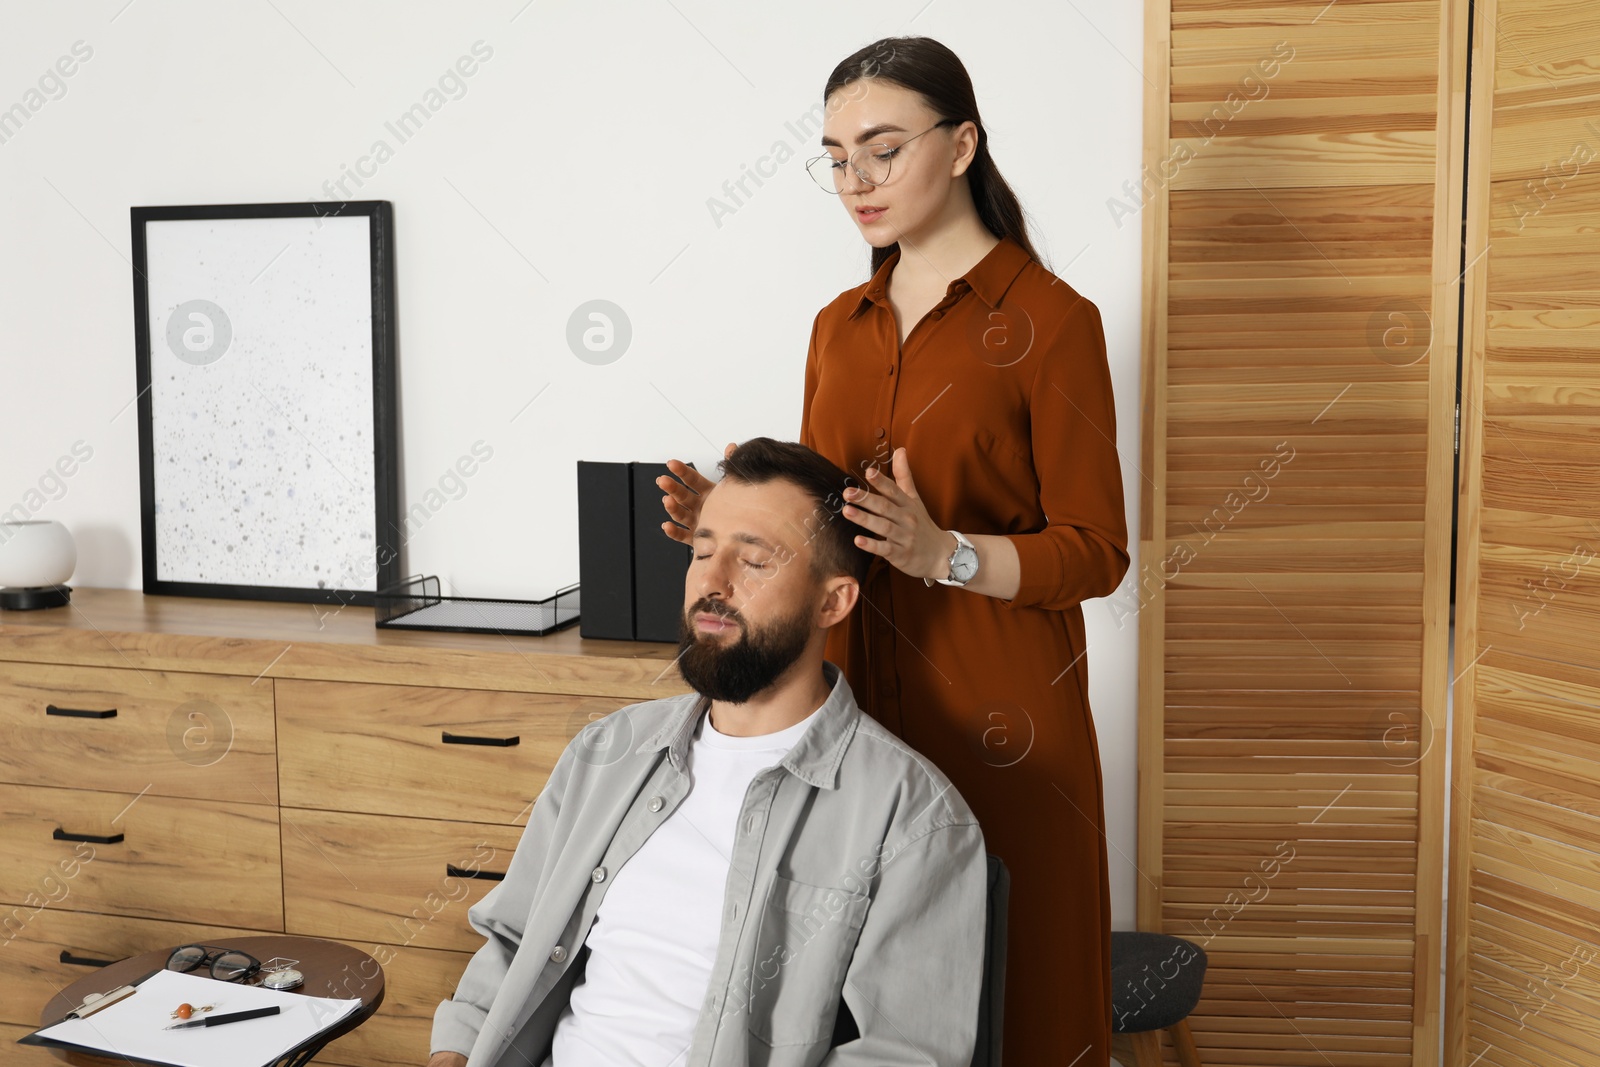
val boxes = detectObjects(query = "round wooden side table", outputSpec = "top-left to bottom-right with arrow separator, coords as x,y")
35,935 -> 385,1067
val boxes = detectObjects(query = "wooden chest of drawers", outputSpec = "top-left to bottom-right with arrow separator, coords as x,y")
0,588 -> 686,1066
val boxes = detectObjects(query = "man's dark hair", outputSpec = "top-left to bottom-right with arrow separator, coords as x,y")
715,437 -> 872,588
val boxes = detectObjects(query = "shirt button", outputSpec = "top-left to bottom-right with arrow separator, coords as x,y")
550,945 -> 567,963
874,427 -> 885,439
648,796 -> 663,812
744,813 -> 759,833
727,901 -> 740,921
591,866 -> 607,883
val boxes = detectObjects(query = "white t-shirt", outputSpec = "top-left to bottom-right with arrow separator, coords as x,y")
548,700 -> 821,1067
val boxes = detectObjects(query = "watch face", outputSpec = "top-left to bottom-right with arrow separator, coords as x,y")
951,546 -> 979,582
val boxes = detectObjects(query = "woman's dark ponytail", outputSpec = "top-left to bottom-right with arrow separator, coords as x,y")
822,36 -> 1042,275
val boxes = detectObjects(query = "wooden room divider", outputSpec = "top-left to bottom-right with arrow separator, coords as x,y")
1448,0 -> 1600,1063
1137,1 -> 1467,1064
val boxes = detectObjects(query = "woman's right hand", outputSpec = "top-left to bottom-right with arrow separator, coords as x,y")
659,443 -> 735,546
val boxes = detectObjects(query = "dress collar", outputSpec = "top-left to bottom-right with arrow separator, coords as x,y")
848,233 -> 1032,320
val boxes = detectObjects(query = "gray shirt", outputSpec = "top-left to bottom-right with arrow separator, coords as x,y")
431,659 -> 988,1067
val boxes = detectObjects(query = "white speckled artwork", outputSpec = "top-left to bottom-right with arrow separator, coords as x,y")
145,215 -> 377,592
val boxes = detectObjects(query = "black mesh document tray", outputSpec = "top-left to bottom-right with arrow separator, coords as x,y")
374,574 -> 580,636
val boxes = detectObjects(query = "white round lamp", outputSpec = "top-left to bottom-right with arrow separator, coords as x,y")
0,520 -> 77,610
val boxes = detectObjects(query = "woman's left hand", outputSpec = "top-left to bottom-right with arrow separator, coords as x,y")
840,447 -> 954,581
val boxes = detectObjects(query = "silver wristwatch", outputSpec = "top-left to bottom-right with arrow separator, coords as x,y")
924,530 -> 979,588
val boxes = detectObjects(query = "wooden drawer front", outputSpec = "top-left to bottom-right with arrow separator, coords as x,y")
0,905 -> 267,1029
0,662 -> 277,803
0,784 -> 282,929
277,679 -> 629,823
318,941 -> 471,1067
283,809 -> 523,952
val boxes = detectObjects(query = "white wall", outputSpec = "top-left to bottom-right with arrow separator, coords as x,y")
0,0 -> 1146,929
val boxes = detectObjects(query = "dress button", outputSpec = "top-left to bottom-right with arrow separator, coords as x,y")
550,945 -> 567,963
874,427 -> 885,439
648,795 -> 663,812
887,364 -> 895,376
930,309 -> 943,320
591,866 -> 607,883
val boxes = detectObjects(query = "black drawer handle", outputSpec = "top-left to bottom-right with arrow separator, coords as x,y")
54,829 -> 125,845
441,731 -> 519,747
447,864 -> 506,882
60,951 -> 118,968
46,704 -> 118,719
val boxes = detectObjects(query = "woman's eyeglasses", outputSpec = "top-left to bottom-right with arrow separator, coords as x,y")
806,119 -> 958,193
166,944 -> 262,983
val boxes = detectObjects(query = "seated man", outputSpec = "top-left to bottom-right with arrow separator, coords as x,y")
427,437 -> 988,1067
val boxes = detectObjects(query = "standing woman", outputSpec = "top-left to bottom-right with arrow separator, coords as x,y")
662,37 -> 1128,1064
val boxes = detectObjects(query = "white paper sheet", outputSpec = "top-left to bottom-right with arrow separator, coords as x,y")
29,968 -> 363,1067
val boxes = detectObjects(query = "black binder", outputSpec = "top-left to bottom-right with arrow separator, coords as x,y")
576,460 -> 694,642
576,461 -> 634,640
631,462 -> 693,642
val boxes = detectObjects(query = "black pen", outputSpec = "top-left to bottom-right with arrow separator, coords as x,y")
167,1005 -> 281,1030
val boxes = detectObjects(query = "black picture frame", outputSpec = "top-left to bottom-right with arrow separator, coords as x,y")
130,201 -> 401,606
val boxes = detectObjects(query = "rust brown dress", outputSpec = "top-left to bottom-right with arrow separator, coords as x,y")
801,235 -> 1129,1065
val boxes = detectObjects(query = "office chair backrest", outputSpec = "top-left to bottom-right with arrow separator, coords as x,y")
971,852 -> 1010,1067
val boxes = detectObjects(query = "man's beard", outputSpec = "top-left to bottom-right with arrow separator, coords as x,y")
676,596 -> 814,705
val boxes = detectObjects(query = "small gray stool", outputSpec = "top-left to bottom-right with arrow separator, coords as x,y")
1110,931 -> 1206,1067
